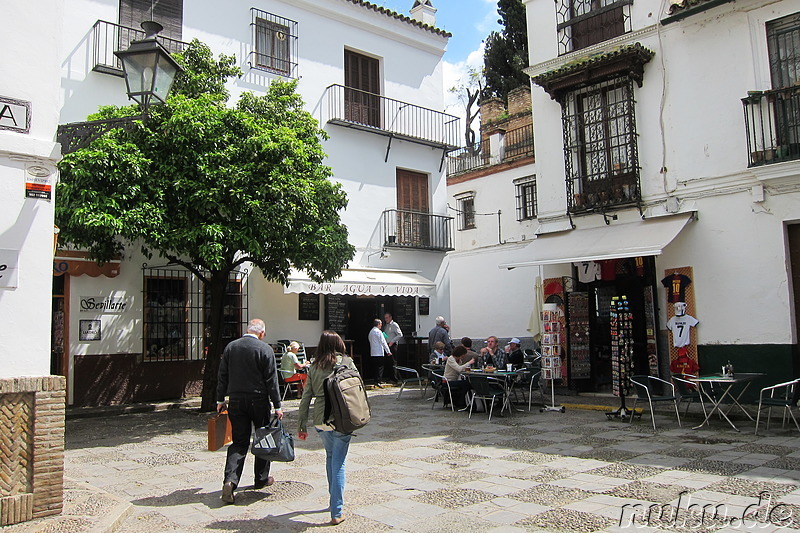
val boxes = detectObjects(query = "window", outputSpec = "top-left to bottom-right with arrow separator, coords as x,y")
344,50 -> 381,127
515,177 -> 538,220
119,0 -> 183,52
555,0 -> 631,55
143,266 -> 247,361
563,77 -> 640,212
766,13 -> 800,154
455,192 -> 476,230
252,8 -> 298,77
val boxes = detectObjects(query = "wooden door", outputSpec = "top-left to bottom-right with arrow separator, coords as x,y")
396,170 -> 429,247
789,224 -> 800,344
344,50 -> 380,127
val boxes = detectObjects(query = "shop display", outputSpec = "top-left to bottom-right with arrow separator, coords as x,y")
663,267 -> 699,369
606,295 -> 634,420
540,306 -> 565,413
643,286 -> 658,376
567,292 -> 591,380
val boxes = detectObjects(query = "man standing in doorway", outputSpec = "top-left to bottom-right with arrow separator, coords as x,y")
383,312 -> 403,384
216,318 -> 282,504
368,318 -> 391,385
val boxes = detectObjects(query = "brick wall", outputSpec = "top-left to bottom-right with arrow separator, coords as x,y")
0,376 -> 65,526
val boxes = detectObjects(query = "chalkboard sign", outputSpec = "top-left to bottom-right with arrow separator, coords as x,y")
393,296 -> 415,337
325,294 -> 347,334
418,297 -> 430,316
298,293 -> 320,321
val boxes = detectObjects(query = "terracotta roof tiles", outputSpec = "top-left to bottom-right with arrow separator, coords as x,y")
344,0 -> 451,37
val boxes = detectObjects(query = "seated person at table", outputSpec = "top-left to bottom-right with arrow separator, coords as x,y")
481,336 -> 505,368
506,338 -> 524,369
280,341 -> 310,396
444,345 -> 475,408
430,341 -> 447,364
461,337 -> 481,367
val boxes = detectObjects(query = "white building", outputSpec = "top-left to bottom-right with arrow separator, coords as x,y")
0,2 -> 67,525
492,0 -> 800,394
57,0 -> 456,405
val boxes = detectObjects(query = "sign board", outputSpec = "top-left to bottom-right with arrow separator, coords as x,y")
298,292 -> 319,321
324,294 -> 348,334
25,166 -> 52,199
80,296 -> 129,313
79,319 -> 102,341
418,297 -> 429,316
0,249 -> 20,289
0,96 -> 31,134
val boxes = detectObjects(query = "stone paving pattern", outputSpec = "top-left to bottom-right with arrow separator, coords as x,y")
8,388 -> 800,532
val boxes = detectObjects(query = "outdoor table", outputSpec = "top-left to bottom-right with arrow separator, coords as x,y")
689,373 -> 765,432
464,369 -> 522,415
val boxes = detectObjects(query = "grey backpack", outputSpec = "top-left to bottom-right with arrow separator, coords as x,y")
323,356 -> 371,434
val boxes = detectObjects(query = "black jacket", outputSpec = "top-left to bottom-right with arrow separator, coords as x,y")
216,335 -> 281,409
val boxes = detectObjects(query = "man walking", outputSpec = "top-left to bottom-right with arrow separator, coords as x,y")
216,318 -> 283,504
368,318 -> 391,385
383,312 -> 403,383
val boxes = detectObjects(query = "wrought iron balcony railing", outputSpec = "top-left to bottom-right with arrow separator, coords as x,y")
743,86 -> 800,167
446,124 -> 534,176
381,209 -> 454,252
323,84 -> 460,151
91,19 -> 187,76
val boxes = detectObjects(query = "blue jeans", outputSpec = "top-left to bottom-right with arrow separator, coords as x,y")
316,429 -> 352,519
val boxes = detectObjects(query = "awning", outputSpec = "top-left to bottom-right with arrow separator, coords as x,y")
53,250 -> 121,277
500,213 -> 694,269
284,268 -> 436,297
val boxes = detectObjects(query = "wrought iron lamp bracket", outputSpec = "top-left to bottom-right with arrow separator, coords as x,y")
56,114 -> 146,155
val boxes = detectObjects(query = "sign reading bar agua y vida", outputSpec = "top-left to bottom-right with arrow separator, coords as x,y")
0,96 -> 31,134
80,296 -> 129,313
0,249 -> 20,289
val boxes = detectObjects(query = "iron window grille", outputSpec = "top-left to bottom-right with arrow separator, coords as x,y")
514,177 -> 538,220
556,0 -> 632,55
563,77 -> 641,213
142,265 -> 248,362
251,8 -> 298,78
456,195 -> 476,230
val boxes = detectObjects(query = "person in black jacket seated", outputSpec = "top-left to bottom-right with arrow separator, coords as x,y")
506,337 -> 525,369
216,318 -> 283,504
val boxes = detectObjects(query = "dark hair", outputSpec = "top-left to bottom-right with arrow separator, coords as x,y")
315,330 -> 346,370
452,345 -> 468,358
461,337 -> 472,348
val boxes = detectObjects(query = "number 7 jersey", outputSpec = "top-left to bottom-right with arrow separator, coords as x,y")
666,314 -> 698,347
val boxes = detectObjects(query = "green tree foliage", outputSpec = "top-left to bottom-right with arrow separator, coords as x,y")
57,40 -> 355,410
483,0 -> 529,101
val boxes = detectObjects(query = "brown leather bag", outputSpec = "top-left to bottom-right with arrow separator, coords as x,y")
208,410 -> 233,451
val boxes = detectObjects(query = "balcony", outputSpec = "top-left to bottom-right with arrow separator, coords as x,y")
381,209 -> 454,252
446,124 -> 534,176
322,84 -> 459,151
743,87 -> 800,167
90,19 -> 187,76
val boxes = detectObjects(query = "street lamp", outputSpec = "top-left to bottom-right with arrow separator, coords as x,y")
56,21 -> 183,154
114,21 -> 182,113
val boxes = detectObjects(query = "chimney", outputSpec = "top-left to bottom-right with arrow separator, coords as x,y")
410,0 -> 437,26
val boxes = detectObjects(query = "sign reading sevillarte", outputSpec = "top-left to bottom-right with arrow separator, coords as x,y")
0,96 -> 31,134
80,296 -> 129,313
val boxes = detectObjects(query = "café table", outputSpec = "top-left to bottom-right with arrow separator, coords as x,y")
689,373 -> 765,432
464,369 -> 523,415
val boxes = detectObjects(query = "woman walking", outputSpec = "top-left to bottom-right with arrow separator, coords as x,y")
297,330 -> 357,526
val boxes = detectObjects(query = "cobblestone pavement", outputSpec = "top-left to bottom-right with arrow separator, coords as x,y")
9,388 -> 800,532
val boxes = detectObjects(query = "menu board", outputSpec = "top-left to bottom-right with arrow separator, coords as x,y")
324,294 -> 347,334
418,297 -> 429,316
298,293 -> 320,321
392,296 -> 415,337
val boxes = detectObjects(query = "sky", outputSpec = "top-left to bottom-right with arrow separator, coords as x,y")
373,0 -> 501,121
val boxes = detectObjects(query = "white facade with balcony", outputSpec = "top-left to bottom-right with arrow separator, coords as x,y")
57,0 -> 455,405
511,0 -> 800,391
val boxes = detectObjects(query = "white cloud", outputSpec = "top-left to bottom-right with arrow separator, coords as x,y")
443,42 -> 486,147
475,3 -> 499,34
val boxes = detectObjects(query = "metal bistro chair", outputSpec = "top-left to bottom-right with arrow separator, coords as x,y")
755,378 -> 800,435
430,371 -> 454,411
467,374 -> 508,421
672,373 -> 707,418
395,366 -> 426,400
421,363 -> 442,400
630,375 -> 682,430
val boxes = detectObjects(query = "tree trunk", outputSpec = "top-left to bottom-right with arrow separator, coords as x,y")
200,271 -> 229,412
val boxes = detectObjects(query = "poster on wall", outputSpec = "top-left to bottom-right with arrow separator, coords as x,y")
79,319 -> 101,341
0,249 -> 19,289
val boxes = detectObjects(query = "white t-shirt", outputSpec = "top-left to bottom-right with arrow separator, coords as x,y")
575,261 -> 601,283
666,314 -> 699,347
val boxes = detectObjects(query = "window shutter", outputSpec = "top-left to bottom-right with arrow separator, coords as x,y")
119,0 -> 183,40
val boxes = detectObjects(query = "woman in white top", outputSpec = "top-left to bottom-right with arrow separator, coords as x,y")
444,345 -> 474,408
